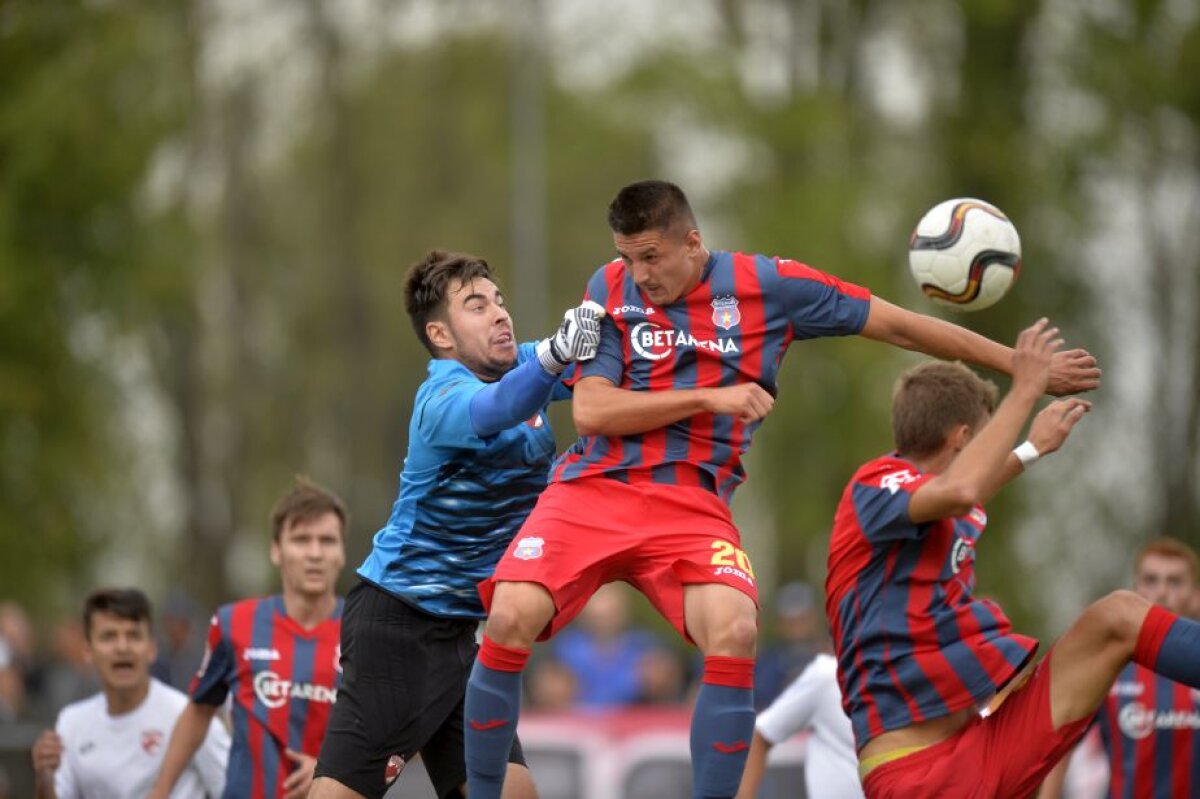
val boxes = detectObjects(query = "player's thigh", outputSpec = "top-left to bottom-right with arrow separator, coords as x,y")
316,581 -> 475,797
682,582 -> 759,656
1046,590 -> 1149,728
420,694 -> 529,799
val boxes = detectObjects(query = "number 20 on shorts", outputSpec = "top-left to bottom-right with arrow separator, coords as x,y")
710,540 -> 755,579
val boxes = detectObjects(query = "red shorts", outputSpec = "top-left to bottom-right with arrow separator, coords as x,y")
862,650 -> 1091,799
480,477 -> 759,640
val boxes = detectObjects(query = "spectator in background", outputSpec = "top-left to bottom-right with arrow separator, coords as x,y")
41,617 -> 99,717
753,581 -> 822,710
552,583 -> 681,710
150,591 -> 205,692
0,601 -> 36,719
30,588 -> 229,798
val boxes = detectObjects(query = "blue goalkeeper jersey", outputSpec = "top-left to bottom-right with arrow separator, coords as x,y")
358,342 -> 566,618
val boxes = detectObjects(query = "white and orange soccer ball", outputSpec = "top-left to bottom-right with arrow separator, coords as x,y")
908,198 -> 1022,312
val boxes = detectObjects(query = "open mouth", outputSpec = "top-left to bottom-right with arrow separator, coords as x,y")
111,660 -> 136,676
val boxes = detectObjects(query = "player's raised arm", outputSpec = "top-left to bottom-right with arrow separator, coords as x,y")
907,319 -> 1090,523
859,296 -> 1101,396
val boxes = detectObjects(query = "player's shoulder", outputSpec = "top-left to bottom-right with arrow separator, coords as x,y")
852,453 -> 918,484
56,691 -> 106,732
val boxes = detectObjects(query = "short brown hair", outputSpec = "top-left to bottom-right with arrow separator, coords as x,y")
404,250 -> 494,356
607,180 -> 697,236
270,476 -> 348,542
83,588 -> 152,639
892,361 -> 998,458
1135,537 -> 1199,581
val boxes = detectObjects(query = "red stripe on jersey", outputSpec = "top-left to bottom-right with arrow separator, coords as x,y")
777,258 -> 871,300
299,623 -> 335,756
683,272 -> 720,478
726,253 -> 767,483
1134,673 -> 1158,798
268,609 -> 293,789
905,537 -> 969,710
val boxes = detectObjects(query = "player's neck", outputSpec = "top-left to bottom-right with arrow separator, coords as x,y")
282,591 -> 337,629
103,678 -> 151,717
905,447 -> 956,475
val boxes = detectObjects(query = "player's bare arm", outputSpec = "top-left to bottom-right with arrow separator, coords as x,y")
573,376 -> 773,437
859,296 -> 1102,396
147,701 -> 218,799
907,320 -> 1088,523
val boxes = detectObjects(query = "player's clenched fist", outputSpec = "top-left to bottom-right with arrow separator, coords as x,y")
537,300 -> 606,374
31,729 -> 63,777
701,383 -> 775,423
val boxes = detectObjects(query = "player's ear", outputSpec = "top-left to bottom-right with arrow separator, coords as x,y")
269,540 -> 282,568
948,423 -> 973,451
683,227 -> 702,254
426,319 -> 453,352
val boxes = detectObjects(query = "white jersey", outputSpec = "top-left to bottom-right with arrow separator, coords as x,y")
53,677 -> 229,799
757,653 -> 863,799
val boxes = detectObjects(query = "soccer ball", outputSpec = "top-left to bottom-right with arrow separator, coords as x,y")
908,198 -> 1022,312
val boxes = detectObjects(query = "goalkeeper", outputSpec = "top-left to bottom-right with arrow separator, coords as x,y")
310,249 -> 601,799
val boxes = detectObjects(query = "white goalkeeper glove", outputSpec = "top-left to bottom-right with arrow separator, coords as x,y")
536,300 -> 606,374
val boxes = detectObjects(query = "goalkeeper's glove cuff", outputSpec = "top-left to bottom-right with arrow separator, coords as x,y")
536,337 -> 569,375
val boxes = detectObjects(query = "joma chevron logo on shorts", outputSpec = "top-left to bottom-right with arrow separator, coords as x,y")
469,719 -> 509,731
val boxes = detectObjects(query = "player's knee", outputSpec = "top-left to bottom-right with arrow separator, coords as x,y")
484,584 -> 552,647
701,613 -> 758,658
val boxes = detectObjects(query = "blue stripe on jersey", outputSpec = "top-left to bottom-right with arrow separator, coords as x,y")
252,598 -> 281,799
289,634 -> 315,751
359,344 -> 560,618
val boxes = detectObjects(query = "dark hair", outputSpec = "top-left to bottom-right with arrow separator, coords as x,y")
607,180 -> 697,236
892,361 -> 998,459
270,475 -> 348,542
403,250 -> 495,356
1136,537 -> 1200,581
83,588 -> 153,639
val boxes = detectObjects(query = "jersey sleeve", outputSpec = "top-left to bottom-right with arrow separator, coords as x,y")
576,267 -> 624,386
851,462 -> 934,543
467,345 -> 559,437
416,374 -> 490,450
193,715 -> 231,797
189,611 -> 235,707
771,258 -> 871,340
755,656 -> 832,744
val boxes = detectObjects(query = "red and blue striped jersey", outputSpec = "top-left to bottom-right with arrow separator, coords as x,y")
190,595 -> 342,799
553,250 -> 870,504
1097,662 -> 1200,799
825,454 -> 1038,750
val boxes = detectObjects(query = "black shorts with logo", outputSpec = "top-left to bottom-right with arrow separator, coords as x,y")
315,579 -> 526,799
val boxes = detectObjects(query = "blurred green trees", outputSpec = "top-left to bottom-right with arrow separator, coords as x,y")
2,0 -> 1197,638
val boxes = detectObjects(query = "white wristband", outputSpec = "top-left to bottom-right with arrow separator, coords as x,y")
1013,440 -> 1040,469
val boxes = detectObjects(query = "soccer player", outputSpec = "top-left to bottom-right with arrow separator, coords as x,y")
734,651 -> 863,799
308,250 -> 601,799
148,477 -> 347,799
31,588 -> 229,799
825,322 -> 1200,798
1039,537 -> 1200,799
464,179 -> 1101,799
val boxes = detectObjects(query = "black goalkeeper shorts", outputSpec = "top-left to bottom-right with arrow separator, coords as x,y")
314,579 -> 525,799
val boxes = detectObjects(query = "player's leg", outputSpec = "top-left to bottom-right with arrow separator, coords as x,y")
464,580 -> 553,799
1048,588 -> 1200,728
421,688 -> 538,799
311,581 -> 462,799
684,582 -> 759,799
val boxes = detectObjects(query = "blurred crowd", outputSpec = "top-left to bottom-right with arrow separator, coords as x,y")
0,579 -> 825,722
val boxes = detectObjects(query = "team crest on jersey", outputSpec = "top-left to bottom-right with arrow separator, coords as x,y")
513,536 -> 545,560
950,537 -> 974,574
880,469 -> 917,494
141,729 -> 164,755
711,296 -> 741,330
